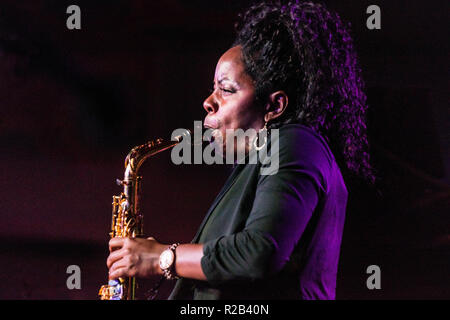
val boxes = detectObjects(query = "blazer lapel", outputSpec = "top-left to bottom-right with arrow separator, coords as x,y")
192,164 -> 245,243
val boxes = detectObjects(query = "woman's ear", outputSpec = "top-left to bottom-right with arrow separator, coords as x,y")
264,91 -> 289,123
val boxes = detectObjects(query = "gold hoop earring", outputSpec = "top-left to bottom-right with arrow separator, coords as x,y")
253,123 -> 267,151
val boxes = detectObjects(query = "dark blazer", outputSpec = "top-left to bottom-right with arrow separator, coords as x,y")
169,124 -> 348,300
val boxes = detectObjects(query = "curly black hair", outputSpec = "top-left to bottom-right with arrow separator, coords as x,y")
233,0 -> 375,185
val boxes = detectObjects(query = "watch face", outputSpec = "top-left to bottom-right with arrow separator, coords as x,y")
159,249 -> 174,270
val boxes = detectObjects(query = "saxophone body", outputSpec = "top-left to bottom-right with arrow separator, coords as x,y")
99,130 -> 189,300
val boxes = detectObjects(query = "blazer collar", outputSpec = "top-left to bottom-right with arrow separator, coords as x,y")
192,163 -> 246,243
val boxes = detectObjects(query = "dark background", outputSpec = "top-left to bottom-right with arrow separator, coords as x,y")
0,0 -> 448,299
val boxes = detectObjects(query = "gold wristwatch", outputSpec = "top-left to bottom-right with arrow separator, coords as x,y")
159,243 -> 180,280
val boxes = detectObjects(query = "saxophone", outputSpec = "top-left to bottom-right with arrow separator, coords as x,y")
99,130 -> 190,300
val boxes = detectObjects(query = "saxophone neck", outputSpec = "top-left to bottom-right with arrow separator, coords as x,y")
123,129 -> 190,179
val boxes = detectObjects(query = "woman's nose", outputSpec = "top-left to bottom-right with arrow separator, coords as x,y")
203,94 -> 218,114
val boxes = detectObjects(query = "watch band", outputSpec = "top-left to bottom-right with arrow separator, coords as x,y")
162,243 -> 180,280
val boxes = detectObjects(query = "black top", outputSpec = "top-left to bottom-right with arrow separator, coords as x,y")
169,124 -> 348,300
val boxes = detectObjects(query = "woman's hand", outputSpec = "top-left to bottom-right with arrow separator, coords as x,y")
106,237 -> 167,280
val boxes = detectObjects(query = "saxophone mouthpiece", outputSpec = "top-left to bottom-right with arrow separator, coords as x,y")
173,129 -> 191,142
172,128 -> 205,146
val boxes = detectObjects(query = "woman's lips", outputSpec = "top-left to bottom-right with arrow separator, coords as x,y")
204,118 -> 223,144
204,118 -> 218,130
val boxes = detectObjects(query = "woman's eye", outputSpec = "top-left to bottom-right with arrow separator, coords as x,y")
221,87 -> 235,94
209,87 -> 235,95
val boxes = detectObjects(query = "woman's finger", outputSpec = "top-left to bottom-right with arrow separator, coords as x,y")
109,266 -> 127,280
106,248 -> 125,269
109,237 -> 125,252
